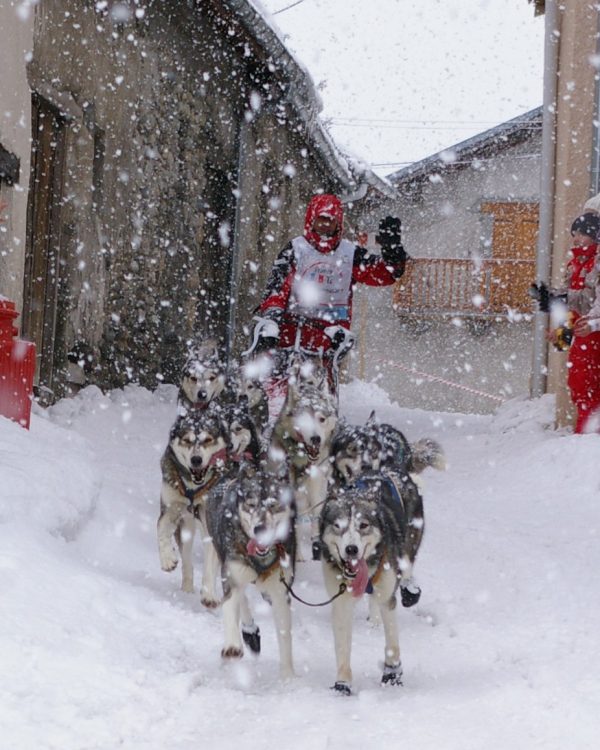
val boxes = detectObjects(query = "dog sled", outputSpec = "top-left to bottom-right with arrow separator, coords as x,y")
243,313 -> 355,428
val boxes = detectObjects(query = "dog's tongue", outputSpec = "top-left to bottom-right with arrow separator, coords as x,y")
348,558 -> 369,598
247,539 -> 268,556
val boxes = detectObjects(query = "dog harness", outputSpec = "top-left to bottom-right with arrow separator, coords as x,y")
179,470 -> 221,518
238,541 -> 290,579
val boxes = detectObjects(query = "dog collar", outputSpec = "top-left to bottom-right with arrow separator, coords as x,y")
182,470 -> 220,516
229,450 -> 255,463
243,541 -> 289,577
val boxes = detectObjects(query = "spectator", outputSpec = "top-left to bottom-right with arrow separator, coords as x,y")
554,213 -> 600,433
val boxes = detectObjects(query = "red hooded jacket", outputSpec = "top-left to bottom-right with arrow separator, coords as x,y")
258,194 -> 405,353
565,244 -> 600,432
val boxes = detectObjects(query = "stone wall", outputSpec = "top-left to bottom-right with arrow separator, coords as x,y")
27,0 -> 344,395
0,1 -> 33,311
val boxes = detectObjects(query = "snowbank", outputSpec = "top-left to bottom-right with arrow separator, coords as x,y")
1,381 -> 599,750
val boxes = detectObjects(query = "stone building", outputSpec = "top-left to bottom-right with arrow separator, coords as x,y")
0,0 -> 392,401
346,109 -> 543,414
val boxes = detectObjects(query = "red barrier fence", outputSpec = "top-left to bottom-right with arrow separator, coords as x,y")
0,299 -> 36,429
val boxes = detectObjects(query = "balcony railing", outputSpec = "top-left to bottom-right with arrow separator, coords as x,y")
392,257 -> 536,317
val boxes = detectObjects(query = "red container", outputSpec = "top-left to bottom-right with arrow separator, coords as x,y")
0,299 -> 36,429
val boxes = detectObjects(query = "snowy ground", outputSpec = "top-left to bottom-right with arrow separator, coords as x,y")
1,380 -> 599,750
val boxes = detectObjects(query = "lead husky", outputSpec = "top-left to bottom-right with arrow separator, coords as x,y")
320,476 -> 411,694
205,463 -> 296,678
178,340 -> 227,414
157,409 -> 228,596
269,372 -> 338,560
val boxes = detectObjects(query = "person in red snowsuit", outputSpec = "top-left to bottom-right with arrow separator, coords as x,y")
250,194 -> 407,387
557,213 -> 600,433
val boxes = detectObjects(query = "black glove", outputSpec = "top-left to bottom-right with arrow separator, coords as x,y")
529,282 -> 550,313
376,216 -> 407,265
254,335 -> 279,354
529,283 -> 567,314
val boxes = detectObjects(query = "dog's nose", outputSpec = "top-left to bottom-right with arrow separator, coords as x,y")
197,390 -> 207,401
310,435 -> 321,447
190,455 -> 203,467
345,544 -> 359,558
253,523 -> 267,537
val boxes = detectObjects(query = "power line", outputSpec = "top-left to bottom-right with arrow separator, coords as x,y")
330,121 -> 542,132
370,152 -> 541,169
330,116 -> 542,126
272,0 -> 308,14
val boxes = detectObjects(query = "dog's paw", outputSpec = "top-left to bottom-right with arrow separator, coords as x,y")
221,646 -> 244,660
159,550 -> 179,573
401,583 -> 421,608
201,596 -> 220,609
381,663 -> 403,687
242,624 -> 261,654
331,681 -> 353,696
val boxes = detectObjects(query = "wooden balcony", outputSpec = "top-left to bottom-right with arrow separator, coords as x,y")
393,257 -> 537,318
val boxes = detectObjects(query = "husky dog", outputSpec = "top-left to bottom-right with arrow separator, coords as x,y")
178,340 -> 227,414
330,416 -> 445,607
220,398 -> 263,465
332,414 -> 445,485
269,376 -> 338,560
194,398 -> 264,608
286,352 -> 331,397
157,409 -> 228,596
205,464 -> 296,678
239,364 -> 269,440
320,477 -> 411,694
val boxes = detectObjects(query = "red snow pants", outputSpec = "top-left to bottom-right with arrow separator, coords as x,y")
567,330 -> 600,433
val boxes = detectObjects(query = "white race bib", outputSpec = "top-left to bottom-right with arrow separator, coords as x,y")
289,237 -> 355,322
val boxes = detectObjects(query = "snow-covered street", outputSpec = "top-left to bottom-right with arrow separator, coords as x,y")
2,381 -> 599,750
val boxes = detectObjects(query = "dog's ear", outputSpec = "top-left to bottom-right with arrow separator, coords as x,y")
366,410 -> 378,425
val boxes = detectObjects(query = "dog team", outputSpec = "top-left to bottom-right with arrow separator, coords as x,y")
156,338 -> 445,695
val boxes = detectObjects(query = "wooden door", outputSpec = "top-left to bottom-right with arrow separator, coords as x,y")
22,95 -> 67,394
480,201 -> 538,311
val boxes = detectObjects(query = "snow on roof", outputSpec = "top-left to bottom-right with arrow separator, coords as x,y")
224,0 -> 396,200
388,106 -> 543,186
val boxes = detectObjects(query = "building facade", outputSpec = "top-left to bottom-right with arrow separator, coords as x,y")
1,0 -> 390,401
346,110 -> 543,414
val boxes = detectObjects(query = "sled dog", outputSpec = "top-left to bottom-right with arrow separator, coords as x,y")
320,476 -> 411,694
269,375 -> 338,559
239,363 -> 269,440
205,463 -> 296,678
331,414 -> 446,485
195,398 -> 264,607
157,409 -> 228,596
285,352 -> 332,398
330,416 -> 445,607
178,339 -> 227,414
